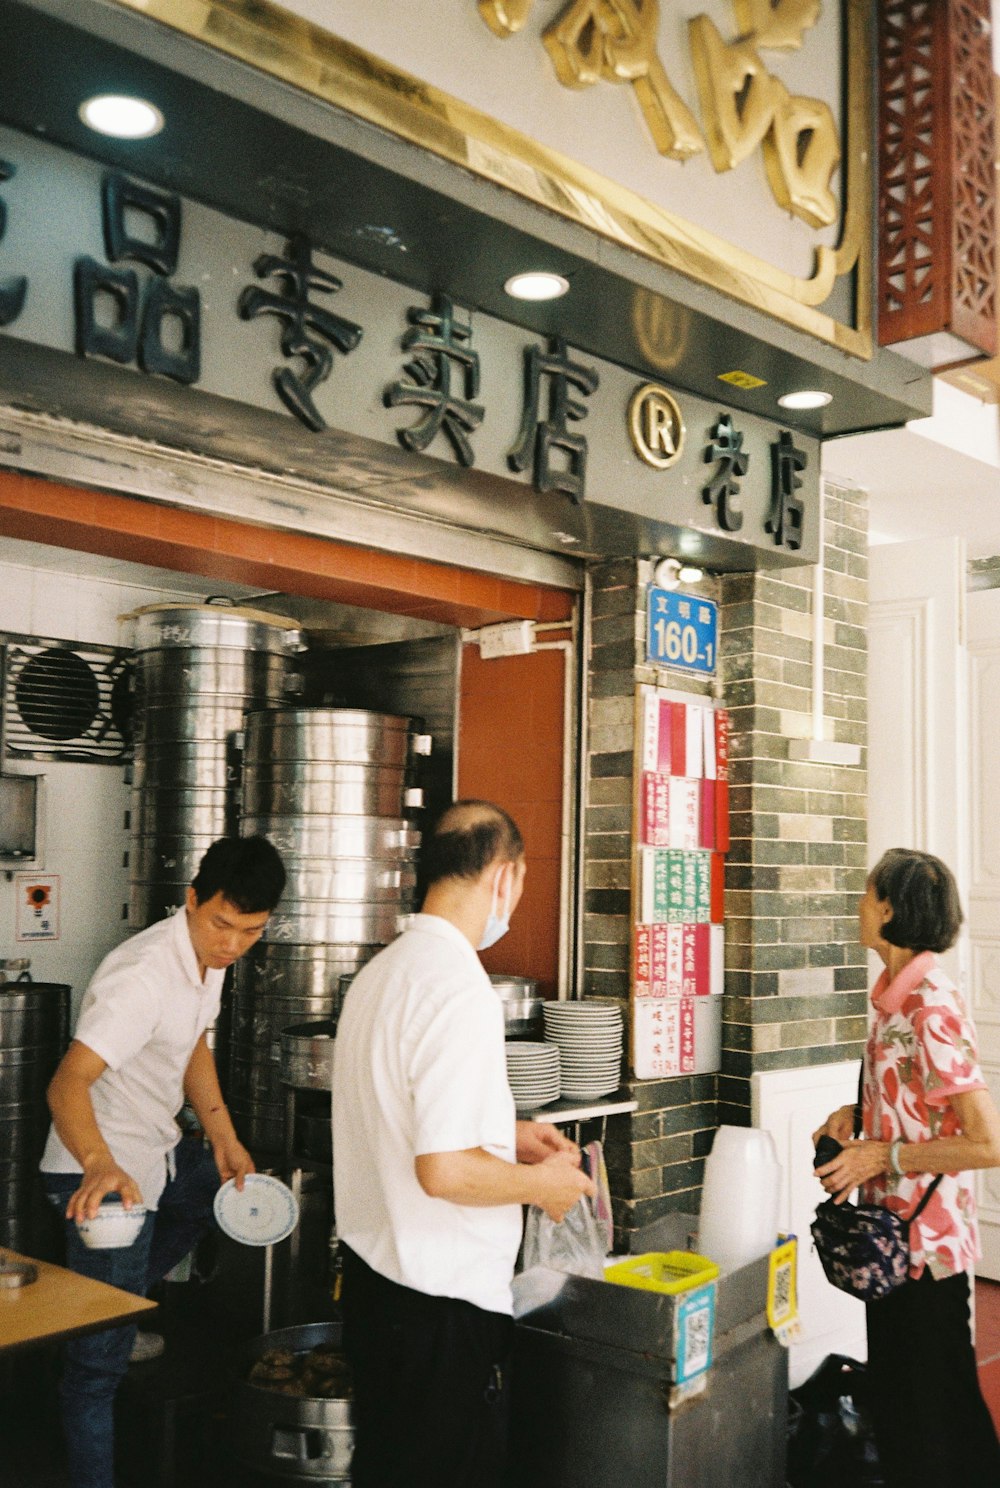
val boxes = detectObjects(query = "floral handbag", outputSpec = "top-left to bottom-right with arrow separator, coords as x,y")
811,1176 -> 942,1303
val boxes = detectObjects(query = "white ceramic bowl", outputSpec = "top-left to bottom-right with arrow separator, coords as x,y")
75,1202 -> 148,1250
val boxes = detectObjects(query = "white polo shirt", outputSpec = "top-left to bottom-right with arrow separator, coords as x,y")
332,914 -> 521,1317
40,909 -> 223,1208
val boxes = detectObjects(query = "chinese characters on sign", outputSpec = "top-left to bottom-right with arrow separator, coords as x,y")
0,153 -> 812,532
700,412 -> 807,551
239,235 -> 363,432
647,588 -> 718,674
477,0 -> 839,228
508,335 -> 599,502
75,174 -> 201,383
386,294 -> 484,465
15,873 -> 60,942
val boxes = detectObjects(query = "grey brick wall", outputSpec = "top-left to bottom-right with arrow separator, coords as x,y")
582,483 -> 869,1249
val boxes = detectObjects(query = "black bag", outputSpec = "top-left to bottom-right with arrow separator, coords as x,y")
810,1182 -> 939,1302
811,1073 -> 942,1302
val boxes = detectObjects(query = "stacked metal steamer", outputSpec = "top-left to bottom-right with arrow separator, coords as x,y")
127,602 -> 303,929
232,708 -> 427,1153
0,961 -> 70,1252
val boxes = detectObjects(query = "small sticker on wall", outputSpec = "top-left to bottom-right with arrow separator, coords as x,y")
717,369 -> 767,390
15,873 -> 60,941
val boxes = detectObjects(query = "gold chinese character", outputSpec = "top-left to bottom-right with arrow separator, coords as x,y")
544,0 -> 704,160
689,15 -> 784,171
763,88 -> 840,228
478,0 -> 534,37
733,0 -> 821,51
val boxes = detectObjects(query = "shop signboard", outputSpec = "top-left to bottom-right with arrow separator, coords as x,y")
0,125 -> 821,567
171,0 -> 871,356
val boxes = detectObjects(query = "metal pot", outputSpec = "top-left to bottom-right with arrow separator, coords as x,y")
130,602 -> 303,656
228,1098 -> 285,1153
236,943 -> 377,1000
279,862 -> 417,905
136,647 -> 289,702
262,904 -> 411,946
132,743 -> 241,790
232,1321 -> 353,1483
242,764 -> 419,819
244,708 -> 427,768
280,1023 -> 336,1091
502,997 -> 545,1040
241,815 -> 420,862
0,981 -> 69,1045
489,975 -> 540,1000
131,787 -> 234,838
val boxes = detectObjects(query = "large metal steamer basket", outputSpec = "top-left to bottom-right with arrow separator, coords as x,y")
127,602 -> 301,930
232,1322 -> 353,1484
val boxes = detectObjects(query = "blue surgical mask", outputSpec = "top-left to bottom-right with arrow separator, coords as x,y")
478,867 -> 512,951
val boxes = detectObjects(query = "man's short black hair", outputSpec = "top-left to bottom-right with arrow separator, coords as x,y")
422,800 -> 524,887
191,836 -> 285,913
870,848 -> 963,954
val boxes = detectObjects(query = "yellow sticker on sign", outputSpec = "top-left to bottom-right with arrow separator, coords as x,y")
767,1236 -> 799,1340
719,370 -> 768,390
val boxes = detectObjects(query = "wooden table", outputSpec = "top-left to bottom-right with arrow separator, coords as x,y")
0,1248 -> 157,1354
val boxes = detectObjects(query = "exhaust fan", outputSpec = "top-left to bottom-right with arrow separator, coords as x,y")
1,634 -> 133,763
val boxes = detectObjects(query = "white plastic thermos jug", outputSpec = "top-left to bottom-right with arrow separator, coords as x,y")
697,1125 -> 782,1273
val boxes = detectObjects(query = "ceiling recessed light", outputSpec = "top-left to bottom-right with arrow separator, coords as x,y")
79,95 -> 164,140
504,271 -> 570,301
777,390 -> 832,411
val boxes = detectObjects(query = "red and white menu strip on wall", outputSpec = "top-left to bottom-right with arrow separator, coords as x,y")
632,687 -> 729,1080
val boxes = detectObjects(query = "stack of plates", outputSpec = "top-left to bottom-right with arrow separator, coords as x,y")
505,1041 -> 560,1114
542,1002 -> 624,1100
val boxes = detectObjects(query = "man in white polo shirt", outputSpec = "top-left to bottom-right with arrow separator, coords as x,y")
41,834 -> 285,1488
333,800 -> 594,1488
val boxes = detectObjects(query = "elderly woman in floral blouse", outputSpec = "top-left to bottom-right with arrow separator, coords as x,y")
814,848 -> 1000,1488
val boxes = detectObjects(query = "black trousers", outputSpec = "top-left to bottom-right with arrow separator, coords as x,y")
866,1269 -> 1000,1488
340,1244 -> 515,1488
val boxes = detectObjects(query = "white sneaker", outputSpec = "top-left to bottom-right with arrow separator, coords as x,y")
128,1331 -> 165,1364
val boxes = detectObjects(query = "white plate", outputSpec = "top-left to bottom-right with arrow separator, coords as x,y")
213,1174 -> 299,1247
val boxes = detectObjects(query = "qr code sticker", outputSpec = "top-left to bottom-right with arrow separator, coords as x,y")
771,1258 -> 793,1324
684,1303 -> 711,1376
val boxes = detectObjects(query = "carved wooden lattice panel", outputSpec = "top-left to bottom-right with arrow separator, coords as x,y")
950,0 -> 997,349
878,0 -> 996,359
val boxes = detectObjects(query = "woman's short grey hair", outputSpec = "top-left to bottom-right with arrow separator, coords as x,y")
869,848 -> 963,954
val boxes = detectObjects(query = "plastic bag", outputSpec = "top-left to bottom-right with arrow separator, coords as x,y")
787,1354 -> 882,1487
521,1198 -> 606,1281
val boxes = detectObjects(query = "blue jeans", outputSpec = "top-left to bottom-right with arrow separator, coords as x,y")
43,1136 -> 221,1488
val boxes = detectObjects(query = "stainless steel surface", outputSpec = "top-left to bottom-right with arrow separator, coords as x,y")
233,1321 -> 352,1483
244,708 -> 416,767
131,834 -> 221,884
228,1099 -> 286,1152
132,745 -> 241,789
262,905 -> 411,945
241,814 -> 420,861
0,980 -> 69,1045
489,976 -> 540,1000
501,996 -> 544,1040
232,995 -> 338,1046
280,1023 -> 336,1091
131,604 -> 302,656
136,698 -> 260,744
0,1256 -> 38,1288
242,764 -> 413,819
279,862 -> 417,904
511,1217 -> 787,1488
237,943 -> 377,999
136,647 -> 288,700
131,787 -> 233,837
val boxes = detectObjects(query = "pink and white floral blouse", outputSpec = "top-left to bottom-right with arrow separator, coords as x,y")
861,951 -> 986,1280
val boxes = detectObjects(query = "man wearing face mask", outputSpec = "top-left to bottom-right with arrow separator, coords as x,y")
332,799 -> 593,1488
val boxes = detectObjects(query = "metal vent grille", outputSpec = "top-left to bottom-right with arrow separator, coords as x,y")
1,634 -> 133,763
